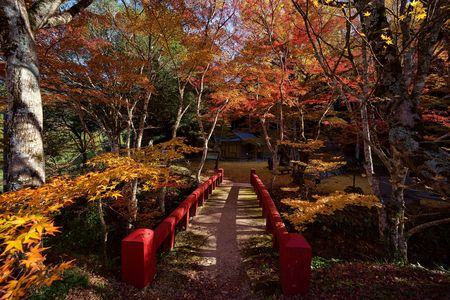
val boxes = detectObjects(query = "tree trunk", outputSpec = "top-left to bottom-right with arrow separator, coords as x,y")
269,150 -> 278,190
172,87 -> 187,139
300,108 -> 306,141
292,150 -> 310,186
355,134 -> 360,161
260,115 -> 278,188
1,0 -> 45,191
172,109 -> 181,139
127,180 -> 138,231
135,93 -> 151,148
197,140 -> 209,182
359,0 -> 449,197
75,105 -> 98,156
385,156 -> 408,260
278,102 -> 284,142
360,101 -> 386,238
127,94 -> 151,231
2,113 -> 9,192
124,118 -> 137,230
111,140 -> 120,153
81,150 -> 88,165
158,185 -> 166,214
97,200 -> 108,264
108,133 -> 120,153
389,96 -> 450,196
125,115 -> 132,157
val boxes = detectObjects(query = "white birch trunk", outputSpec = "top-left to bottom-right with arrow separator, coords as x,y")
135,93 -> 151,148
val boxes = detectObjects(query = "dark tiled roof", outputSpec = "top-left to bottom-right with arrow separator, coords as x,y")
233,131 -> 257,140
217,131 -> 258,142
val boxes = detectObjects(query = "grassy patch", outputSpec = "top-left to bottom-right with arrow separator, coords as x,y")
29,268 -> 89,300
312,256 -> 342,269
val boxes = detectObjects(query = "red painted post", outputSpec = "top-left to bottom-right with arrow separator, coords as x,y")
162,229 -> 175,251
156,216 -> 176,252
193,188 -> 204,207
279,233 -> 312,295
261,190 -> 268,218
208,179 -> 213,195
182,209 -> 190,229
266,215 -> 273,233
256,189 -> 262,206
218,168 -> 224,183
198,189 -> 205,206
203,183 -> 209,200
189,196 -> 198,217
121,229 -> 156,288
272,227 -> 284,252
272,233 -> 279,251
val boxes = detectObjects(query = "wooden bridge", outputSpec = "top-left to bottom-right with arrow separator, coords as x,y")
121,169 -> 312,297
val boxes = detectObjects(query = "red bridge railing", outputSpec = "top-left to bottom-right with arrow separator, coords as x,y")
121,168 -> 224,288
250,169 -> 312,296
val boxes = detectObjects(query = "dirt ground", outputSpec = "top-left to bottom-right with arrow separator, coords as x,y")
200,160 -> 371,194
65,180 -> 268,300
60,162 -> 449,299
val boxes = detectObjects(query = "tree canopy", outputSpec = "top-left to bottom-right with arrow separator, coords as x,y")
0,0 -> 448,298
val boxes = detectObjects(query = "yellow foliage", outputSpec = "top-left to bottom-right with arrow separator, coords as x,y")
380,34 -> 394,45
280,187 -> 300,192
279,139 -> 325,151
0,213 -> 72,300
409,1 -> 427,21
282,192 -> 381,231
306,158 -> 346,174
0,138 -> 199,299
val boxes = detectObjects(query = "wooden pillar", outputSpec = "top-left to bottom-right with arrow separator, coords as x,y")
121,229 -> 156,288
279,233 -> 312,295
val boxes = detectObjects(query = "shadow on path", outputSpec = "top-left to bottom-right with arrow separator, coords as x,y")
184,180 -> 265,299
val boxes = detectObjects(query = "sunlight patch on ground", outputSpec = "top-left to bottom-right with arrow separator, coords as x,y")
280,186 -> 300,192
317,175 -> 372,194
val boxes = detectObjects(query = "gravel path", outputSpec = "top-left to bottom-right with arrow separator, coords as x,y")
65,179 -> 267,300
182,180 -> 266,299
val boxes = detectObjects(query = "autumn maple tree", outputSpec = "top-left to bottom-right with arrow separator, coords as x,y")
0,0 -> 448,297
231,0 -> 342,188
290,0 -> 449,259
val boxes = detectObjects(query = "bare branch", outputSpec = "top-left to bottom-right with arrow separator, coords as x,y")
406,217 -> 450,240
40,0 -> 94,29
28,0 -> 63,31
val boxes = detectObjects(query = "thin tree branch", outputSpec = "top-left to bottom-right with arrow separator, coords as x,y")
406,217 -> 450,240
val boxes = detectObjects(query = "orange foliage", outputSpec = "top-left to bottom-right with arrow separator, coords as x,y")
282,192 -> 381,231
0,138 -> 199,298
